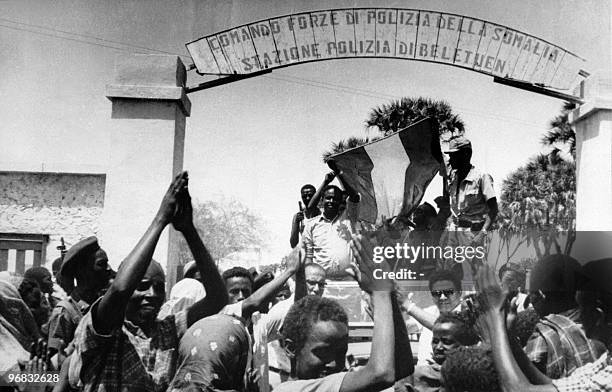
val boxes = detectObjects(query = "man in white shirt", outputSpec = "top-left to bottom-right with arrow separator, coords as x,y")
302,171 -> 360,278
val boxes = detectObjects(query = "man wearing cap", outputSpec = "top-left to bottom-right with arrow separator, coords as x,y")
68,172 -> 229,392
47,236 -> 111,364
441,136 -> 498,280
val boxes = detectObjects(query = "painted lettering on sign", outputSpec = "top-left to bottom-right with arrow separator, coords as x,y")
186,8 -> 584,90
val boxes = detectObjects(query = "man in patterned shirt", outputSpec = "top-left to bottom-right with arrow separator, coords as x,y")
524,255 -> 603,378
68,172 -> 229,392
476,259 -> 612,392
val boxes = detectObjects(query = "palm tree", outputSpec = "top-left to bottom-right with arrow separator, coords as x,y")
322,97 -> 465,161
322,136 -> 375,162
542,101 -> 576,159
366,97 -> 465,137
499,153 -> 576,258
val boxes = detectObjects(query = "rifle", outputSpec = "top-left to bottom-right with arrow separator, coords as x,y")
56,237 -> 67,262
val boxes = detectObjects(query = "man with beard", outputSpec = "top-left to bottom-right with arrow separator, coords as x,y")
290,183 -> 321,248
302,171 -> 360,278
68,172 -> 228,392
47,236 -> 111,364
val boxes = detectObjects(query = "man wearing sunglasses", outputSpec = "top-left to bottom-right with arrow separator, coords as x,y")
404,270 -> 463,366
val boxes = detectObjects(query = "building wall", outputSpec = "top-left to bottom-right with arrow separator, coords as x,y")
0,171 -> 105,268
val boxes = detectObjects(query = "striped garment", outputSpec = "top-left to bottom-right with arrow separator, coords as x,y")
525,308 -> 604,379
552,351 -> 612,392
69,299 -> 188,392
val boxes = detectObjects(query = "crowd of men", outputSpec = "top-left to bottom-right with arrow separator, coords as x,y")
0,136 -> 610,392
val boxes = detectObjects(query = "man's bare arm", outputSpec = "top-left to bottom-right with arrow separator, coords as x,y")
477,265 -> 555,392
393,293 -> 414,379
340,234 -> 396,392
336,171 -> 359,202
95,173 -> 186,334
171,187 -> 229,326
290,212 -> 302,248
242,262 -> 298,319
307,172 -> 336,211
483,197 -> 498,232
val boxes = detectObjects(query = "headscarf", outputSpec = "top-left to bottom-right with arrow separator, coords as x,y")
158,278 -> 206,319
169,314 -> 250,392
0,271 -> 23,290
0,280 -> 40,350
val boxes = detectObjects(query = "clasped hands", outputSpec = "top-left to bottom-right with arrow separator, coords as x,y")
156,171 -> 194,232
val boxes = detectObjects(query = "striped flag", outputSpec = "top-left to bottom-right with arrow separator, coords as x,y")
327,117 -> 442,224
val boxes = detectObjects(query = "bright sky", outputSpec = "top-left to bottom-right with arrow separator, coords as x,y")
1,0 -> 609,264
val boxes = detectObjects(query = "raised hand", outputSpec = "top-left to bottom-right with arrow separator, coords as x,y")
294,211 -> 304,224
400,292 -> 416,314
324,171 -> 336,184
475,263 -> 507,314
172,172 -> 194,233
349,233 -> 394,293
284,244 -> 303,273
505,294 -> 520,331
157,171 -> 188,225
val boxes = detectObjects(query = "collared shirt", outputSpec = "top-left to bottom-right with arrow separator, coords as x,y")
525,308 -> 604,379
47,295 -> 91,353
552,351 -> 612,392
448,165 -> 495,224
274,371 -> 347,392
302,200 -> 359,274
68,299 -> 187,392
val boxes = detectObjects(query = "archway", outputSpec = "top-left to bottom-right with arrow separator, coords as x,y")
102,6 -> 609,289
186,8 -> 586,99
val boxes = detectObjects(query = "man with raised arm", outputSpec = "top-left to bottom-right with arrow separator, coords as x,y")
68,172 -> 228,392
475,260 -> 612,392
302,170 -> 361,278
290,184 -> 321,248
274,231 -> 413,392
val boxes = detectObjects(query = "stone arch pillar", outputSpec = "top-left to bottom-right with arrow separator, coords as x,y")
101,54 -> 191,289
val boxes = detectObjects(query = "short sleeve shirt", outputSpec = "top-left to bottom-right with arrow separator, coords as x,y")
552,351 -> 612,392
253,296 -> 294,372
448,165 -> 495,224
274,371 -> 347,392
68,299 -> 188,392
302,200 -> 359,274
